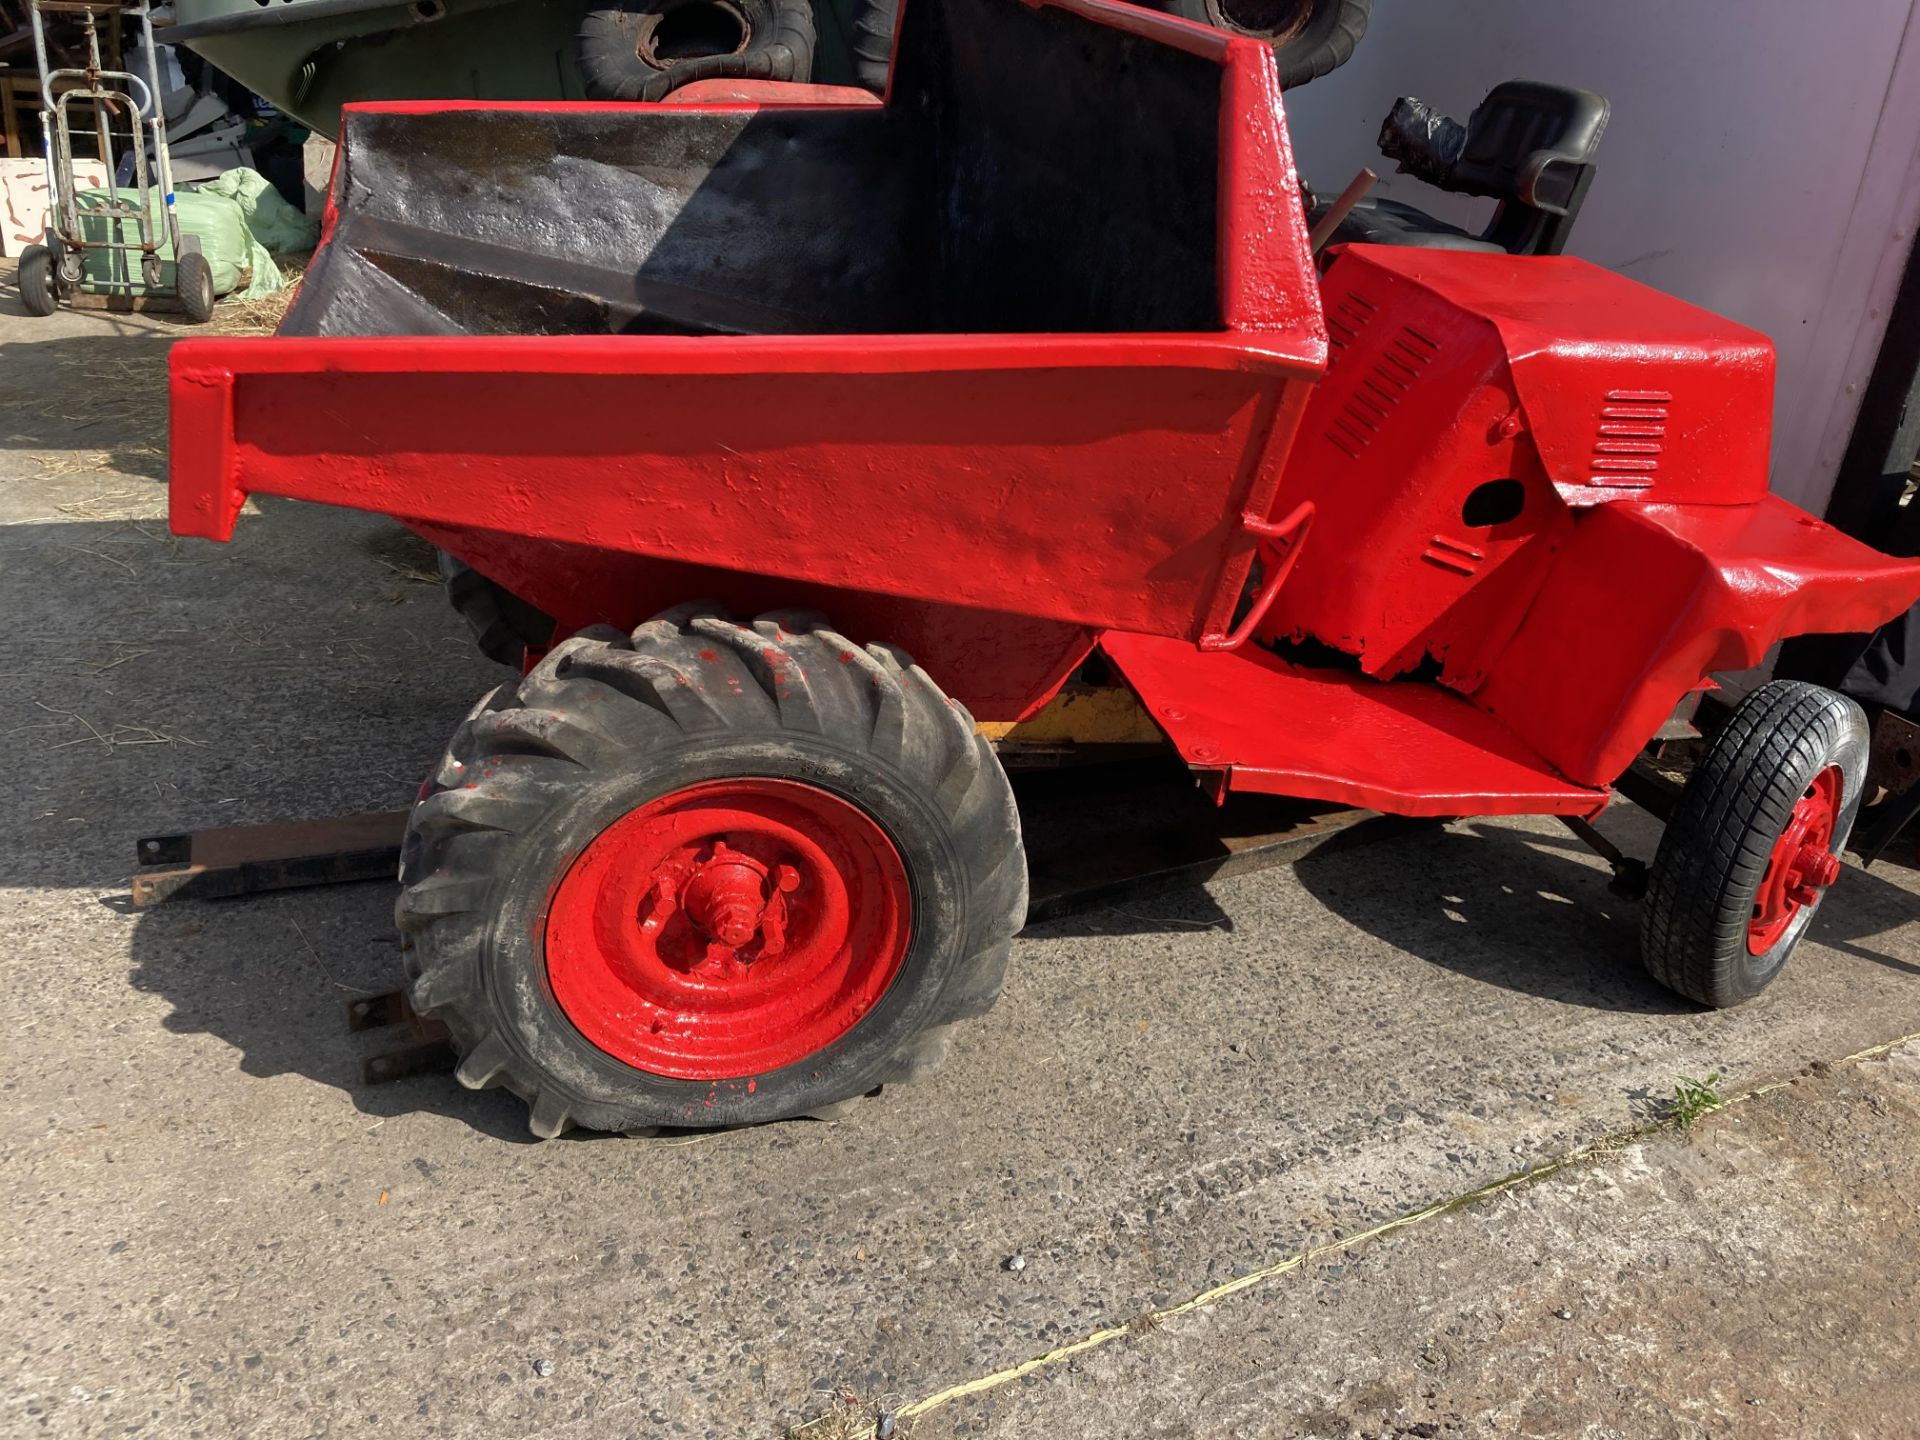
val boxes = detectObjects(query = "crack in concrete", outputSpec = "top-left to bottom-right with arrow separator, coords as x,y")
885,1024 -> 1920,1428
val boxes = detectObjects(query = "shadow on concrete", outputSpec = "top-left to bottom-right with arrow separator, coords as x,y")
1294,814 -> 1920,1012
0,495 -> 514,1134
7,310 -> 1913,1138
0,322 -> 179,493
124,882 -> 543,1142
1803,866 -> 1920,981
1295,819 -> 1687,1013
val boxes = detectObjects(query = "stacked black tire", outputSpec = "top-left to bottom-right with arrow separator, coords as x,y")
575,0 -> 816,100
849,0 -> 1371,93
1162,0 -> 1370,89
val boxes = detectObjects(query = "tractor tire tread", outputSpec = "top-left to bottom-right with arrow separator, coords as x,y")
398,603 -> 1025,1136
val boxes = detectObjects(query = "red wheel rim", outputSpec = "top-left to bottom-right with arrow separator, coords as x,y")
544,779 -> 912,1079
1747,765 -> 1844,955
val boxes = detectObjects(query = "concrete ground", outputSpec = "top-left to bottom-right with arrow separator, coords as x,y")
4,267 -> 1920,1440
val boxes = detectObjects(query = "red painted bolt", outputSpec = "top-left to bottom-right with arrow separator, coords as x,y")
761,877 -> 799,958
639,874 -> 681,936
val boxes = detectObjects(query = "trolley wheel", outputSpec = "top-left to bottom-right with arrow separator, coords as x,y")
18,245 -> 58,317
1640,681 -> 1868,1008
142,252 -> 164,291
396,604 -> 1028,1137
1161,0 -> 1370,88
176,251 -> 217,324
437,550 -> 555,668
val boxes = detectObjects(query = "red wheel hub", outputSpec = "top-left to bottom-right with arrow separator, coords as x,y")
545,779 -> 912,1080
1748,765 -> 1844,955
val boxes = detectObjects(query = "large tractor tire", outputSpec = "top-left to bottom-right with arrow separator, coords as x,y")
575,0 -> 815,101
1163,0 -> 1370,89
396,604 -> 1028,1136
1641,681 -> 1868,1008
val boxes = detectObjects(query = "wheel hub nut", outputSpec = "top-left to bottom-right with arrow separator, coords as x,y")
1787,844 -> 1841,906
681,842 -> 772,948
1800,848 -> 1841,889
670,843 -> 805,956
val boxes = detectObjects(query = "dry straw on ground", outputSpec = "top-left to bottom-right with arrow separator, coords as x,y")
210,258 -> 307,336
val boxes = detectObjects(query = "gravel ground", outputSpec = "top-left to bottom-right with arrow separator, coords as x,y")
3,266 -> 1919,1440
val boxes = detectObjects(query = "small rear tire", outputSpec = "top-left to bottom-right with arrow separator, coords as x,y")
1640,681 -> 1868,1007
397,604 -> 1027,1136
18,245 -> 58,317
176,251 -> 217,324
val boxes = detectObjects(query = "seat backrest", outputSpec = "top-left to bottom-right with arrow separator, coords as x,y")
1451,81 -> 1609,201
1377,79 -> 1610,256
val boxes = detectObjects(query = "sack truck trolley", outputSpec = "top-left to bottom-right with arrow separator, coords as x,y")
165,0 -> 1920,1135
18,0 -> 215,322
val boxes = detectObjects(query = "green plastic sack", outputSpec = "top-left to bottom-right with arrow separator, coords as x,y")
72,179 -> 284,299
196,166 -> 321,256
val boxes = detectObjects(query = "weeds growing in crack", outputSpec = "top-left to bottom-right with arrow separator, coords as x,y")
1666,1072 -> 1723,1130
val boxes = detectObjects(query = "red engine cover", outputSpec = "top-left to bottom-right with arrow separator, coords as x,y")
1261,246 -> 1778,691
1237,244 -> 1920,793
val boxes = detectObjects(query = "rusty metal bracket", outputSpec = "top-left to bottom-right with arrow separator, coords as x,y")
1855,708 -> 1920,865
131,811 -> 409,907
348,990 -> 455,1085
1559,814 -> 1649,900
1868,708 -> 1920,806
1613,762 -> 1684,823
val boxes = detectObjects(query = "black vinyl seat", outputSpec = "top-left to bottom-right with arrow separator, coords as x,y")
1320,196 -> 1503,253
1316,80 -> 1611,258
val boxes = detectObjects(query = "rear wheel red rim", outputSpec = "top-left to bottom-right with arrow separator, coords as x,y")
545,778 -> 912,1080
1747,765 -> 1844,955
